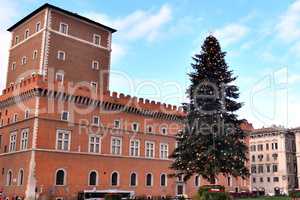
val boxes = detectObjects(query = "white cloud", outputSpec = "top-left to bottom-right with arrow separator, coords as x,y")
85,4 -> 172,42
213,23 -> 249,47
276,0 -> 300,42
111,43 -> 126,64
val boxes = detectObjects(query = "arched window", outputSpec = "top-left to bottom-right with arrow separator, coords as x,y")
89,171 -> 98,186
146,173 -> 153,186
160,174 -> 167,186
6,170 -> 12,186
18,169 -> 24,185
55,169 -> 66,186
195,175 -> 200,187
130,172 -> 137,186
111,172 -> 119,186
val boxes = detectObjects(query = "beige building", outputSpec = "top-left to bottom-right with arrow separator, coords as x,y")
249,126 -> 297,195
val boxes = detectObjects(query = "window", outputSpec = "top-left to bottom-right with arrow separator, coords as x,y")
24,29 -> 30,39
111,172 -> 119,186
89,171 -> 98,186
13,113 -> 18,123
260,177 -> 263,183
36,22 -> 41,32
160,127 -> 168,135
6,170 -> 12,186
25,109 -> 30,119
160,174 -> 167,187
57,51 -> 65,60
273,177 -> 279,182
11,62 -> 16,71
146,173 -> 153,187
132,122 -> 139,132
33,50 -> 38,59
93,34 -> 101,46
251,155 -> 255,162
266,143 -> 269,150
227,176 -> 232,186
0,134 -> 2,149
258,154 -> 263,161
258,165 -> 264,173
21,56 -> 27,65
160,143 -> 168,159
9,132 -> 17,152
145,141 -> 155,158
250,145 -> 256,151
266,165 -> 271,173
111,137 -> 121,155
195,175 -> 200,187
257,144 -> 263,151
56,130 -> 70,151
61,111 -> 69,121
20,129 -> 29,150
114,120 -> 120,129
18,169 -> 24,186
252,177 -> 256,183
251,165 -> 256,173
55,72 -> 64,83
129,140 -> 140,157
272,153 -> 278,161
92,60 -> 99,70
274,143 -> 278,150
89,135 -> 101,153
273,164 -> 278,172
130,172 -> 137,187
146,125 -> 153,134
15,36 -> 19,45
90,82 -> 97,90
92,116 -> 100,126
59,23 -> 68,34
55,169 -> 66,185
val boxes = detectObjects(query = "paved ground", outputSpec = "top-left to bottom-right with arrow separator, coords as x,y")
237,197 -> 290,200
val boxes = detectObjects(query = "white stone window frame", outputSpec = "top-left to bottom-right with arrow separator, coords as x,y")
55,129 -> 71,151
24,29 -> 30,40
88,170 -> 99,186
55,72 -> 64,83
24,109 -> 30,119
111,137 -> 122,155
54,168 -> 67,186
146,125 -> 153,134
60,111 -> 69,121
92,116 -> 100,126
129,172 -> 138,187
111,171 -> 120,186
90,81 -> 98,90
33,50 -> 38,59
160,143 -> 169,159
21,56 -> 27,65
132,122 -> 139,132
160,126 -> 168,135
59,22 -> 69,35
160,173 -> 168,187
11,62 -> 16,71
6,169 -> 13,186
36,21 -> 41,32
92,60 -> 99,70
129,139 -> 140,157
114,120 -> 121,129
89,134 -> 101,154
145,141 -> 155,158
17,168 -> 24,186
145,172 -> 154,187
12,113 -> 18,123
9,132 -> 17,152
57,50 -> 66,61
93,34 -> 101,46
20,128 -> 29,150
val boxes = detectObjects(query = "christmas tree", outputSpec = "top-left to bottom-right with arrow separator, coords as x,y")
170,35 -> 249,183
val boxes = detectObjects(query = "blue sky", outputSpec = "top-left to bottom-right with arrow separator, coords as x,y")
0,0 -> 300,128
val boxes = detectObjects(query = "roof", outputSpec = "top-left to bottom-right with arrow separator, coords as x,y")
7,3 -> 117,33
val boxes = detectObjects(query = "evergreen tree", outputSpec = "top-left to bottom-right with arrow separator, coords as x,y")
170,35 -> 249,183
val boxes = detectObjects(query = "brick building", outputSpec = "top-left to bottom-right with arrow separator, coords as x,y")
0,4 -> 251,200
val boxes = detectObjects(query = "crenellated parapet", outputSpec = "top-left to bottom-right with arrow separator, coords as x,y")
0,75 -> 186,121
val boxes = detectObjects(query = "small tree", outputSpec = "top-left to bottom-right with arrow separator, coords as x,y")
170,35 -> 249,183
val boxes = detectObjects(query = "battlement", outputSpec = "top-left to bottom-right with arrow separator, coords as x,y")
0,75 -> 185,116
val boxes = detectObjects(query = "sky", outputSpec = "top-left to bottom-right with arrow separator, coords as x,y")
0,0 -> 300,129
